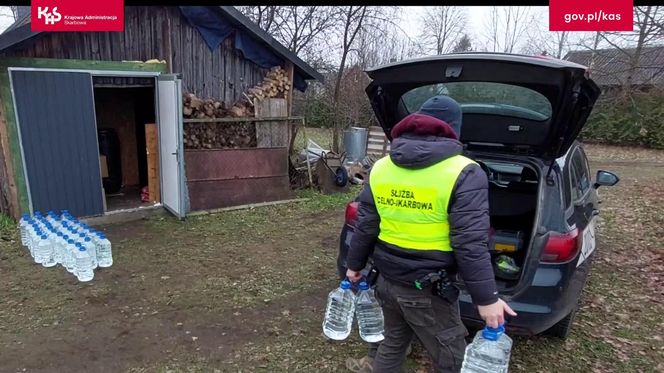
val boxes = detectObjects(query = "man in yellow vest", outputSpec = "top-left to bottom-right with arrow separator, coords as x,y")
346,97 -> 516,373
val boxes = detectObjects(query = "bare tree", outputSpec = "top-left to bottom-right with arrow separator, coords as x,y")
330,6 -> 396,151
419,6 -> 467,55
271,7 -> 338,55
481,7 -> 533,53
237,6 -> 281,35
593,6 -> 664,96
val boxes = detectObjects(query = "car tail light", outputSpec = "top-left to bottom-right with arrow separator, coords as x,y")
541,228 -> 580,263
345,202 -> 359,225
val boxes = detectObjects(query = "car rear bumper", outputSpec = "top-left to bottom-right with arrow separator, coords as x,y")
337,225 -> 584,336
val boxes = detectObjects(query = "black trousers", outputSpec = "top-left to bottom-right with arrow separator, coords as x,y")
372,276 -> 468,373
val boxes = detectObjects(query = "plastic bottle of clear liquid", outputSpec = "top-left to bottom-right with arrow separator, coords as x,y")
19,214 -> 30,246
355,281 -> 385,343
82,236 -> 98,269
53,231 -> 65,265
29,226 -> 43,262
27,224 -> 39,258
64,239 -> 77,274
96,232 -> 113,268
461,325 -> 513,373
322,279 -> 356,340
74,244 -> 94,282
42,227 -> 59,267
35,234 -> 57,267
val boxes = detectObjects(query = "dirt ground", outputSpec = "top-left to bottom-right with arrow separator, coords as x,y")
1,144 -> 662,373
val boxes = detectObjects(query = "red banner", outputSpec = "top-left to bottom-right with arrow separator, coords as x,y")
31,0 -> 124,32
549,0 -> 633,31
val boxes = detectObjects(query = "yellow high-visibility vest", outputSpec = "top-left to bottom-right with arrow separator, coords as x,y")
370,154 -> 476,251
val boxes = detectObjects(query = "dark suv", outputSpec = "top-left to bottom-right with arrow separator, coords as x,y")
337,53 -> 619,338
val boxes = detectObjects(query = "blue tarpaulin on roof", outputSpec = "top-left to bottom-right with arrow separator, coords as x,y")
179,6 -> 308,92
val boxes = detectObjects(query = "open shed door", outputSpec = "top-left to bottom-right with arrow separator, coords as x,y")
157,74 -> 186,218
11,70 -> 104,217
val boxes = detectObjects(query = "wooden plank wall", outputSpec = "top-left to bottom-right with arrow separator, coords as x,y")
367,126 -> 390,157
1,6 -> 269,104
255,98 -> 289,148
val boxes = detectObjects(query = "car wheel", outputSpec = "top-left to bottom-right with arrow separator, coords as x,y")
544,306 -> 578,339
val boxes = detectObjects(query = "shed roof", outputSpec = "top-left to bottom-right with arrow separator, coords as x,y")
564,46 -> 664,87
0,6 -> 323,85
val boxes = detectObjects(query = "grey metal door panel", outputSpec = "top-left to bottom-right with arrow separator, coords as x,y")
11,70 -> 104,217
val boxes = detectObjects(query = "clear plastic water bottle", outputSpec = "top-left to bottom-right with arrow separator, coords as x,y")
53,231 -> 65,265
323,279 -> 356,340
355,281 -> 385,343
74,244 -> 94,282
27,223 -> 39,258
96,232 -> 113,268
82,236 -> 98,269
64,239 -> 77,274
19,214 -> 30,246
35,234 -> 56,267
461,325 -> 513,373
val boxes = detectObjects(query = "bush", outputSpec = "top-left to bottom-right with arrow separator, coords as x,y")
582,92 -> 664,149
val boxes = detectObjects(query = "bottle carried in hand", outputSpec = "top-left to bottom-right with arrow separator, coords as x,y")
461,324 -> 512,373
322,279 -> 356,340
355,280 -> 384,343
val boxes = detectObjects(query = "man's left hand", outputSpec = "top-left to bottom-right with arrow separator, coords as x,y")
346,269 -> 362,283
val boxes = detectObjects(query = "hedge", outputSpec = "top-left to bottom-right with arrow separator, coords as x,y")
581,92 -> 664,149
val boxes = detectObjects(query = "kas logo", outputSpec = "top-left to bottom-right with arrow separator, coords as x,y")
37,6 -> 62,25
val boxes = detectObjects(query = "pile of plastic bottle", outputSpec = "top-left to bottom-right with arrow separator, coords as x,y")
18,210 -> 113,282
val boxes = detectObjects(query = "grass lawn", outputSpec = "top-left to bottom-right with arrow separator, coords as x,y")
0,145 -> 662,372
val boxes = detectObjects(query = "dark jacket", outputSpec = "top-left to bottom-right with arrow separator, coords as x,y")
346,133 -> 499,306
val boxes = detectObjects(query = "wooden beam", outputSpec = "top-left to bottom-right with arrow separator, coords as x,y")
145,123 -> 160,204
284,61 -> 295,117
0,96 -> 18,218
187,198 -> 309,216
183,116 -> 304,124
0,68 -> 27,216
0,57 -> 169,73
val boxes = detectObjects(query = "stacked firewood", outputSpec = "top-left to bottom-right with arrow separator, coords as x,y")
183,93 -> 228,119
182,65 -> 290,149
183,122 -> 256,149
229,66 -> 292,117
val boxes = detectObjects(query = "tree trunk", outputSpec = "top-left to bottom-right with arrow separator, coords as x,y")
332,48 -> 349,153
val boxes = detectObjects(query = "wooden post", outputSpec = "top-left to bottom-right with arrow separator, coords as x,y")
255,98 -> 288,148
0,96 -> 19,219
284,62 -> 295,117
145,123 -> 161,204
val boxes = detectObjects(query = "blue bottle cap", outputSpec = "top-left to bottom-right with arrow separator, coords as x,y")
482,325 -> 505,341
40,234 -> 47,239
35,211 -> 42,216
340,280 -> 352,290
84,237 -> 91,242
63,235 -> 69,240
78,247 -> 86,252
67,239 -> 75,244
358,281 -> 370,290
22,213 -> 29,219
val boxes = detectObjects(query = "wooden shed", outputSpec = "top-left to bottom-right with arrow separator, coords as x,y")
0,6 -> 323,220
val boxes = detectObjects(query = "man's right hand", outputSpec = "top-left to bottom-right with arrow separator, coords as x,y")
477,299 -> 517,328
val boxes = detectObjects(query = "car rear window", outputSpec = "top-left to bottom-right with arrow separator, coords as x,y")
401,82 -> 553,121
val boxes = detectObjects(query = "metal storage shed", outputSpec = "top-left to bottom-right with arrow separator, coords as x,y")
0,6 -> 323,220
